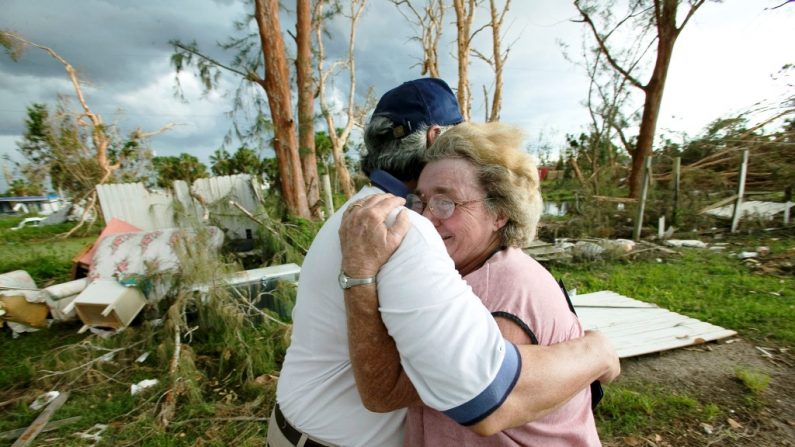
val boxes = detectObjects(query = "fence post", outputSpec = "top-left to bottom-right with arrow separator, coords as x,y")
730,149 -> 749,233
322,173 -> 334,218
633,156 -> 653,241
672,156 -> 681,226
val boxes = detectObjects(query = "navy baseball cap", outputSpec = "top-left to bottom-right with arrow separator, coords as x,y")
372,78 -> 464,139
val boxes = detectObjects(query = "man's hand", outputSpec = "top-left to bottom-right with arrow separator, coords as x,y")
339,194 -> 411,278
584,330 -> 621,383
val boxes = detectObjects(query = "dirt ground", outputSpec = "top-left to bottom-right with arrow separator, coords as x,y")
604,338 -> 795,447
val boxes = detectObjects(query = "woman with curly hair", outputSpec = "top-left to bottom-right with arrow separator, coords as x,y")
343,122 -> 601,446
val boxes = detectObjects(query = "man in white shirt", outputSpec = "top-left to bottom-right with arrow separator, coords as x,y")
270,78 -> 619,447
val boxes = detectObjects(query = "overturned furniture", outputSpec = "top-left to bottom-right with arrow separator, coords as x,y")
63,280 -> 147,333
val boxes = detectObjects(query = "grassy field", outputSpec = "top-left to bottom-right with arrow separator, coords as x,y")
0,215 -> 793,445
0,217 -> 97,286
549,229 -> 794,443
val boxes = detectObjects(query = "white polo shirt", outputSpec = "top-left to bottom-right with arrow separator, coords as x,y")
276,187 -> 520,447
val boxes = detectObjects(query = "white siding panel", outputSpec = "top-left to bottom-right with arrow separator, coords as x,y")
574,291 -> 737,359
96,183 -> 175,230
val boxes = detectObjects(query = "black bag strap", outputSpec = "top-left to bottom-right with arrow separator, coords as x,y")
491,311 -> 539,346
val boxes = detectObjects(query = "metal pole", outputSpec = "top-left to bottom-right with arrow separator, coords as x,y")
672,156 -> 681,226
633,156 -> 653,241
730,149 -> 749,233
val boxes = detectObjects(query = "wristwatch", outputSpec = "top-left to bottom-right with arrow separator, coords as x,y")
338,271 -> 377,289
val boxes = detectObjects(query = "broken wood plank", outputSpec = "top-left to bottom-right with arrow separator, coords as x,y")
574,291 -> 737,359
592,195 -> 638,203
0,416 -> 81,440
11,391 -> 70,447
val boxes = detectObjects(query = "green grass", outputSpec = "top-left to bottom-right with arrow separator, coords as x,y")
735,367 -> 771,395
1,214 -> 793,444
0,217 -> 97,286
547,233 -> 794,439
550,243 -> 795,345
595,381 -> 717,439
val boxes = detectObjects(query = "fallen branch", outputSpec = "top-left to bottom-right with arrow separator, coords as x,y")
170,416 -> 269,426
157,326 -> 181,428
229,287 -> 288,327
0,416 -> 81,440
39,340 -> 145,379
592,195 -> 638,203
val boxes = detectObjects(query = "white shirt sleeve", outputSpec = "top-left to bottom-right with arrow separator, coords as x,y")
376,210 -> 520,425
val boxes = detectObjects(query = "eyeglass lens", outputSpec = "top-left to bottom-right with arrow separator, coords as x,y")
406,194 -> 456,219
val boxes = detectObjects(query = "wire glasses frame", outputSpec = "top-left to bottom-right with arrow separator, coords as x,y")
405,193 -> 485,220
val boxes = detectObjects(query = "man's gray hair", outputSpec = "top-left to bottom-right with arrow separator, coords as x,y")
361,116 -> 454,182
361,116 -> 428,182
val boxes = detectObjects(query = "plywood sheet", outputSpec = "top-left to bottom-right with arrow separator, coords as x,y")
573,291 -> 737,358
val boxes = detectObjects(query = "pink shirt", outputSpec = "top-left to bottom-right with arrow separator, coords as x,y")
403,247 -> 601,447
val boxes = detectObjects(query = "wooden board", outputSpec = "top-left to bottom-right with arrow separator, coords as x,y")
573,291 -> 737,359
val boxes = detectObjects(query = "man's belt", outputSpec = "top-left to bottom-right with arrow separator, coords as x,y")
274,403 -> 330,447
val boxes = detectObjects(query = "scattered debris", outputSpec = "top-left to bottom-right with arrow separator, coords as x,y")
65,280 -> 147,333
135,352 -> 150,363
29,392 -> 60,411
756,346 -> 775,358
9,217 -> 45,231
73,424 -> 107,443
705,200 -> 794,221
0,271 -> 50,336
10,391 -> 69,447
737,251 -> 759,260
0,417 -> 81,441
664,239 -> 708,248
131,379 -> 159,395
727,417 -> 743,429
701,423 -> 714,435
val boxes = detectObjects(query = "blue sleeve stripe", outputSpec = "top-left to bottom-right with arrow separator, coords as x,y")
442,339 -> 521,426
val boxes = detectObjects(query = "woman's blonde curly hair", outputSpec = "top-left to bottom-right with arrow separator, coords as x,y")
424,122 -> 543,247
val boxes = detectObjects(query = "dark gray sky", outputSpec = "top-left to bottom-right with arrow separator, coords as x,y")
1,0 -> 792,191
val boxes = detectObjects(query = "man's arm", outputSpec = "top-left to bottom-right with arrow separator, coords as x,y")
340,194 -> 421,412
471,331 -> 618,436
340,194 -> 620,434
344,284 -> 422,412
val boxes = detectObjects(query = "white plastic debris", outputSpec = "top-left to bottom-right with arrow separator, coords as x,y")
30,391 -> 60,410
664,239 -> 707,248
75,423 -> 108,442
131,379 -> 159,395
737,252 -> 758,260
135,351 -> 150,363
573,241 -> 605,259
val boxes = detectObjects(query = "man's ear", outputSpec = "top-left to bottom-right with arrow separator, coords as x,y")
426,125 -> 442,147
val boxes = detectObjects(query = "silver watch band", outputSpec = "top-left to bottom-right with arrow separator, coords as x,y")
338,271 -> 377,289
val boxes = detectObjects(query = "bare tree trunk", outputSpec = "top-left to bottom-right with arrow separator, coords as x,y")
390,0 -> 446,78
488,0 -> 509,122
628,1 -> 677,197
452,0 -> 476,121
569,156 -> 588,190
574,0 -> 705,198
296,0 -> 321,218
255,0 -> 311,218
315,0 -> 369,199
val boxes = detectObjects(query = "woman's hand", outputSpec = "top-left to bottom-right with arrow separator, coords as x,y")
339,193 -> 411,278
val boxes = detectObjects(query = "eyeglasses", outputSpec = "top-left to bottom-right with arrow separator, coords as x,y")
405,193 -> 484,220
